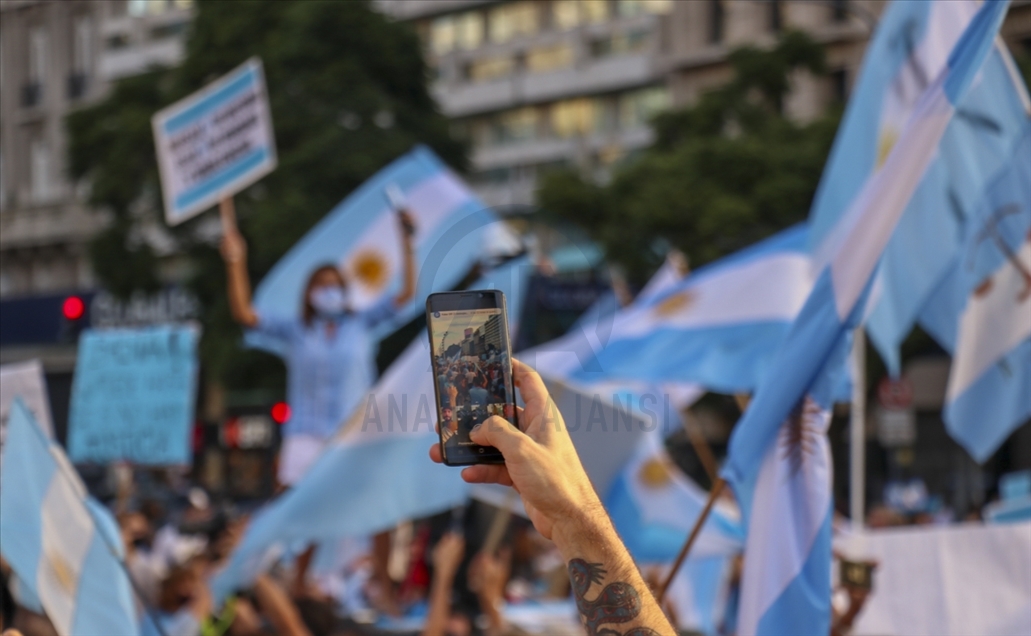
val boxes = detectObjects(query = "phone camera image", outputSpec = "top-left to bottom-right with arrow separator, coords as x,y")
427,292 -> 513,466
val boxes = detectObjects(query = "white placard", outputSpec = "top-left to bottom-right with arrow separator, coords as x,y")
0,359 -> 54,440
152,57 -> 277,225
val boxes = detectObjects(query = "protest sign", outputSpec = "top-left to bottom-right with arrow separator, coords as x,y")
152,57 -> 276,225
0,360 -> 53,481
67,326 -> 199,465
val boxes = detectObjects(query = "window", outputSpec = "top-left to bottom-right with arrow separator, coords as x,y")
709,0 -> 724,44
581,0 -> 609,23
466,56 -> 514,82
493,107 -> 539,144
553,0 -> 580,30
769,0 -> 783,33
832,0 -> 849,23
591,30 -> 649,57
617,0 -> 672,17
619,86 -> 669,129
70,15 -> 91,100
488,2 -> 539,43
30,135 -> 52,204
526,44 -> 574,73
454,12 -> 484,50
430,16 -> 455,55
551,99 -> 595,138
24,26 -> 46,107
830,68 -> 849,103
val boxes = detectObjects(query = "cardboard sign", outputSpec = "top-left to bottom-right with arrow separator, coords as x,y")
68,326 -> 199,465
152,57 -> 276,225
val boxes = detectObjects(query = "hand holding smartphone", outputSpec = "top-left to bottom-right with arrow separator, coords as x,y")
426,290 -> 517,466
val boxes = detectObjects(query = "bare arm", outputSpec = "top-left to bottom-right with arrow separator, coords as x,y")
423,533 -> 464,636
394,209 -> 417,308
219,198 -> 259,328
430,360 -> 676,636
252,574 -> 312,636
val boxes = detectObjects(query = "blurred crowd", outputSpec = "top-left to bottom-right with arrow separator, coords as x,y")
0,485 -> 573,636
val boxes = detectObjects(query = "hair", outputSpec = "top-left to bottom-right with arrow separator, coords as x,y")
302,264 -> 348,325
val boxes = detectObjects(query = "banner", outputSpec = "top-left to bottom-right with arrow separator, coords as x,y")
67,326 -> 199,465
152,57 -> 277,225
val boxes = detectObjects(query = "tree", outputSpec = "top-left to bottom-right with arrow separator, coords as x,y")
537,31 -> 839,285
68,0 -> 464,389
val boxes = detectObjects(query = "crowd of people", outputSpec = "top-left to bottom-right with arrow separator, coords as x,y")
435,351 -> 514,449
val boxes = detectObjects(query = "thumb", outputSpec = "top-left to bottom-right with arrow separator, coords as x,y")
470,416 -> 528,456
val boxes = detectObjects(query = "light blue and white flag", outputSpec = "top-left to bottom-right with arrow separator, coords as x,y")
606,430 -> 742,563
248,145 -> 519,355
213,257 -> 531,602
723,3 -> 1010,633
807,0 -> 1029,375
0,399 -> 139,636
548,225 -> 817,394
918,120 -> 1031,462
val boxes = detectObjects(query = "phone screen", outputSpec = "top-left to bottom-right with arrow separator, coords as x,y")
427,291 -> 514,465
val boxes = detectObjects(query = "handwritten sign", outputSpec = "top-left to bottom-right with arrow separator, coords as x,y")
68,326 -> 199,465
152,57 -> 276,225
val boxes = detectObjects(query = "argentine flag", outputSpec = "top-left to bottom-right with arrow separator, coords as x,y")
560,225 -> 817,394
213,257 -> 531,601
0,400 -> 139,636
248,145 -> 519,355
807,0 -> 1029,375
722,3 -> 1011,634
919,121 -> 1031,462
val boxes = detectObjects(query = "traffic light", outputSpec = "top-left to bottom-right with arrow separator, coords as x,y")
59,295 -> 88,342
270,402 -> 291,425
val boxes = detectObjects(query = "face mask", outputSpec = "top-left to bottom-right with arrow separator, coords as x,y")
310,286 -> 348,316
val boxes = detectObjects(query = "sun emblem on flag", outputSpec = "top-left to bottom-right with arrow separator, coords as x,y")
654,290 -> 695,318
876,128 -> 898,168
45,549 -> 76,594
781,397 -> 824,476
639,456 -> 672,488
350,249 -> 390,290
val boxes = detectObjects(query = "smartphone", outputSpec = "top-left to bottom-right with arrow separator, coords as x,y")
426,290 -> 516,466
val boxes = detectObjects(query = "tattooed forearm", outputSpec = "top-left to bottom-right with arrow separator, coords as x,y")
569,559 -> 662,636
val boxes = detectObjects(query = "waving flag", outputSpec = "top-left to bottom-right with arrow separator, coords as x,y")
919,121 -> 1031,461
0,400 -> 139,636
723,3 -> 1011,634
248,145 -> 519,355
559,225 -> 817,394
807,0 -> 1029,374
213,257 -> 531,601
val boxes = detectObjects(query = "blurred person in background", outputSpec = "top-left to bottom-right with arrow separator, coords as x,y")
423,532 -> 472,636
221,204 -> 417,487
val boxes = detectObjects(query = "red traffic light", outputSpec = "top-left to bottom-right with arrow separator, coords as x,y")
270,402 -> 291,425
62,296 -> 85,321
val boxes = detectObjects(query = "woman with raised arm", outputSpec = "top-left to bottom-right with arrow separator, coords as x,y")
221,196 -> 417,486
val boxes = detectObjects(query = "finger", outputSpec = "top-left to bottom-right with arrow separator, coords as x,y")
470,416 -> 529,456
460,464 -> 514,487
428,443 -> 443,464
511,359 -> 550,408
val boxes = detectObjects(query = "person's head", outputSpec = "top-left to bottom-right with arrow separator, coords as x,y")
442,407 -> 453,421
303,264 -> 349,324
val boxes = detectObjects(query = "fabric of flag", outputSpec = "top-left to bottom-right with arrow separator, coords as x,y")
212,257 -> 531,602
918,120 -> 1031,462
807,0 -> 1029,375
0,399 -> 139,636
247,145 -> 518,356
554,225 -> 820,394
722,3 -> 1010,633
605,430 -> 742,563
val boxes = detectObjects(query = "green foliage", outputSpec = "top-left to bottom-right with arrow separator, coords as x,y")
537,31 -> 839,284
67,0 -> 463,388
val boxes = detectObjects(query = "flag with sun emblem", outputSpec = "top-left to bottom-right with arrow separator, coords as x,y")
0,399 -> 139,636
723,3 -> 1010,633
550,225 -> 824,395
918,120 -> 1031,462
806,0 -> 1029,376
248,145 -> 518,355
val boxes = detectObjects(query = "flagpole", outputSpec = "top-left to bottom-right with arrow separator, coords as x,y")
656,477 -> 726,603
849,328 -> 866,530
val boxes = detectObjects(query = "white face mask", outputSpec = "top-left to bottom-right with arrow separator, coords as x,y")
309,285 -> 348,316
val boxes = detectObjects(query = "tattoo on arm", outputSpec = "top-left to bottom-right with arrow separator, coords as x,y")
568,559 -> 662,636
